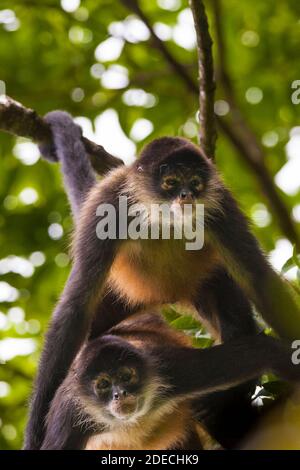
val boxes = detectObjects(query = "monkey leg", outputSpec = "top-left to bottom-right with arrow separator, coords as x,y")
193,267 -> 260,448
89,290 -> 144,340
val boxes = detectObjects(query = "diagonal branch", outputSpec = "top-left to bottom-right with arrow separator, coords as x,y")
0,96 -> 123,174
121,0 -> 299,248
219,118 -> 300,249
121,0 -> 198,96
211,0 -> 299,248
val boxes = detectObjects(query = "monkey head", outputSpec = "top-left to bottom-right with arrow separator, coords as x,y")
75,336 -> 161,424
135,137 -> 215,207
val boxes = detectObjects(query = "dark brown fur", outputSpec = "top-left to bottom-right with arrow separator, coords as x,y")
42,313 -> 300,450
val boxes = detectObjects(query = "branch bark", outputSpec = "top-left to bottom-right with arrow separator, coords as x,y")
0,96 -> 123,174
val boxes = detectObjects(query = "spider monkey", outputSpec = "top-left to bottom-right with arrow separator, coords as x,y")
25,112 -> 300,449
42,313 -> 300,450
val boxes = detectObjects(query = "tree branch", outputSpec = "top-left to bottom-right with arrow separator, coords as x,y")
211,0 -> 299,249
121,0 -> 299,248
0,1 -> 298,247
211,0 -> 265,164
0,96 -> 123,175
121,0 -> 198,96
189,0 -> 217,158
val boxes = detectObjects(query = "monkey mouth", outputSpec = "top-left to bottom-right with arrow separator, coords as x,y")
110,398 -> 140,420
170,200 -> 197,221
179,197 -> 195,205
172,198 -> 196,209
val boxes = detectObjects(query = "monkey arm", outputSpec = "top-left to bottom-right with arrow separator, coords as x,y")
41,370 -> 98,450
207,188 -> 300,340
41,393 -> 88,450
24,268 -> 97,449
195,267 -> 258,341
156,334 -> 300,398
194,267 -> 259,447
39,111 -> 97,218
24,230 -> 119,449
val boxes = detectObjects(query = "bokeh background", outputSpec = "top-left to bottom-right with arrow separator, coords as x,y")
0,0 -> 300,449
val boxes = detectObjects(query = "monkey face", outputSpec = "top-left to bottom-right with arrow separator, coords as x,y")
78,337 -> 153,422
136,137 -> 213,206
94,365 -> 144,420
158,161 -> 205,205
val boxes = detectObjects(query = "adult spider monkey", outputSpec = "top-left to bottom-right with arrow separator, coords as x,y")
42,313 -> 300,450
24,112 -> 300,449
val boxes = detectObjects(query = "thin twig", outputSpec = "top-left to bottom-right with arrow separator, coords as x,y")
0,96 -> 123,175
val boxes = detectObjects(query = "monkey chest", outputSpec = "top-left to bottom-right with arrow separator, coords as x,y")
107,239 -> 219,304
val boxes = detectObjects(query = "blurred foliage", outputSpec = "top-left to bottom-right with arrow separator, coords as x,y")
0,0 -> 300,449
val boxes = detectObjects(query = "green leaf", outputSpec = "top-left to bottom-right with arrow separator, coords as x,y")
281,256 -> 295,274
192,337 -> 214,349
170,315 -> 202,331
293,245 -> 300,269
161,306 -> 181,323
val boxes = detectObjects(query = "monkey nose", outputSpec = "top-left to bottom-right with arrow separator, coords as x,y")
113,389 -> 127,400
180,190 -> 193,202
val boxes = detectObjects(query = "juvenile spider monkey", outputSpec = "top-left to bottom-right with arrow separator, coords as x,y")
25,112 -> 300,449
42,313 -> 300,450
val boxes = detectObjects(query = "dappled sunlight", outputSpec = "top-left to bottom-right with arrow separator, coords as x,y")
101,64 -> 129,89
94,109 -> 136,164
130,118 -> 153,142
95,37 -> 124,63
0,282 -> 19,303
13,141 -> 40,166
0,338 -> 36,362
108,16 -> 150,44
275,127 -> 300,196
0,256 -> 34,278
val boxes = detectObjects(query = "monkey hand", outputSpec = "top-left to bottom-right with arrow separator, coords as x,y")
38,111 -> 83,162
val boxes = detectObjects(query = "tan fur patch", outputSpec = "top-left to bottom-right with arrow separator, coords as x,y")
108,238 -> 221,305
84,402 -> 200,450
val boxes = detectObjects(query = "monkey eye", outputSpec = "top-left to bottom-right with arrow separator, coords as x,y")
161,177 -> 179,189
118,367 -> 137,384
95,374 -> 112,391
190,178 -> 203,190
159,164 -> 169,175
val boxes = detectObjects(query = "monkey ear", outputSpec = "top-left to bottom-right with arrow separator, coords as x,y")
159,164 -> 169,175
